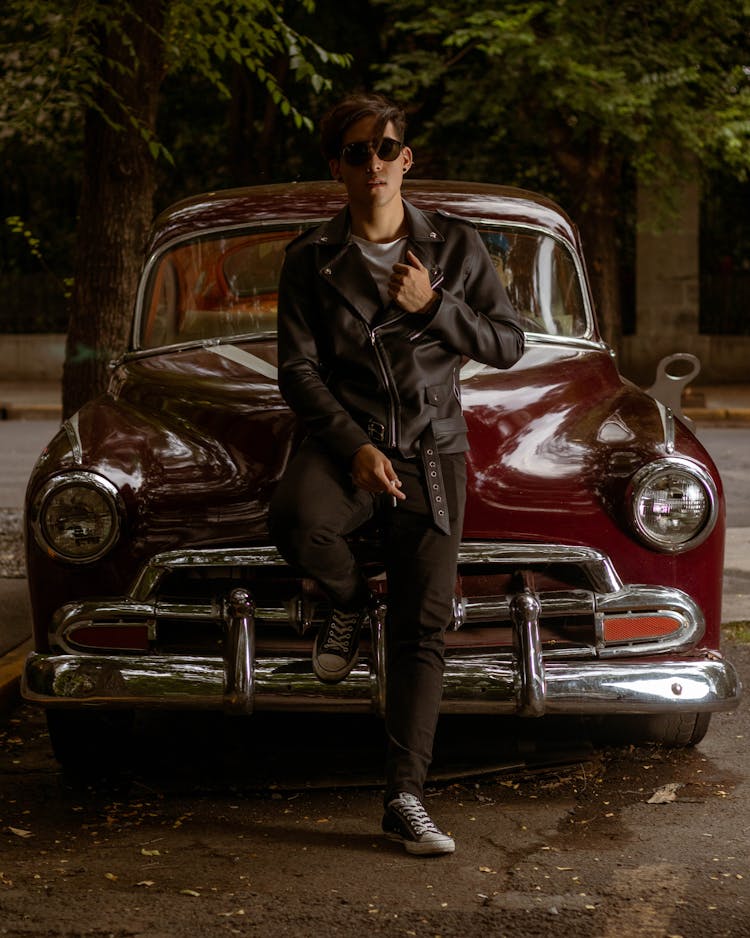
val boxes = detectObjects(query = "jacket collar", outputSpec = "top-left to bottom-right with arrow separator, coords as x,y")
312,198 -> 446,248
313,199 -> 445,325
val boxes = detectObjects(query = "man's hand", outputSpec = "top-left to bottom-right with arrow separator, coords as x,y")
388,250 -> 439,314
351,444 -> 406,500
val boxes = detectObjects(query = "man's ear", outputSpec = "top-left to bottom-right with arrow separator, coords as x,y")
329,157 -> 343,182
401,146 -> 414,174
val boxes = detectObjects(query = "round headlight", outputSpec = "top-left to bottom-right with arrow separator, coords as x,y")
628,457 -> 718,552
32,473 -> 122,563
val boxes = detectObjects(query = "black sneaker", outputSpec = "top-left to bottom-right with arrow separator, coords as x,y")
312,605 -> 369,683
382,793 -> 456,856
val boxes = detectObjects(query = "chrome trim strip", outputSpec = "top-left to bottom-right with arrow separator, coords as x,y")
126,541 -> 624,604
457,542 -> 622,593
22,651 -> 742,715
207,345 -> 278,381
652,400 -> 676,455
63,415 -> 83,465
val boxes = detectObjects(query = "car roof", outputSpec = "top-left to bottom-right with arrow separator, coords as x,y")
147,180 -> 582,255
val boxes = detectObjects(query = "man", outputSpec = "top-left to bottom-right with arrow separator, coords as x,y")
269,93 -> 524,855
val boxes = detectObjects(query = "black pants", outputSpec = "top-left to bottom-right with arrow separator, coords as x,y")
268,438 -> 466,802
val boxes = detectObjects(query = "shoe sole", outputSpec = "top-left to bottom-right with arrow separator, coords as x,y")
384,831 -> 456,856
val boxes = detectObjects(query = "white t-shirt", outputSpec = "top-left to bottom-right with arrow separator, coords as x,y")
351,235 -> 407,306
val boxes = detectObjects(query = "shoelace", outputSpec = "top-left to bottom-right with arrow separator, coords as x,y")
321,609 -> 361,654
395,795 -> 440,835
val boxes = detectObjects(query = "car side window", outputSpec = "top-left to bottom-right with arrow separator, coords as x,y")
480,227 -> 589,339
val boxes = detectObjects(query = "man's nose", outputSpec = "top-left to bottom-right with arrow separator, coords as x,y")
367,144 -> 383,171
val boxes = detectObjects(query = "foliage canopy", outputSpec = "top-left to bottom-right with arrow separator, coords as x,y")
374,0 -> 750,189
0,0 -> 351,157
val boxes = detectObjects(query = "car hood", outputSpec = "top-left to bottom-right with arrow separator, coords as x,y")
48,338 -> 715,565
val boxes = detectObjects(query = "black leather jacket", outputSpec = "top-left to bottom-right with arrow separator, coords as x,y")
277,198 -> 525,462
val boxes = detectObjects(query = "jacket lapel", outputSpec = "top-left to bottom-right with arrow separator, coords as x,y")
402,199 -> 445,284
312,200 -> 447,326
313,208 -> 381,325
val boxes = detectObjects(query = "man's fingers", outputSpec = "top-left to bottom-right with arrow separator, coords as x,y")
386,478 -> 407,500
377,464 -> 407,501
406,249 -> 425,269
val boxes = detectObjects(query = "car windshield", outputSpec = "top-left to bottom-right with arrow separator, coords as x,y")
137,223 -> 590,349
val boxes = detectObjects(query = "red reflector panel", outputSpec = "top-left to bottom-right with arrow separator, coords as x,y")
67,625 -> 150,652
602,614 -> 681,643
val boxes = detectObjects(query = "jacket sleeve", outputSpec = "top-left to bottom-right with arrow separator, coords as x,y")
276,250 -> 371,462
421,226 -> 525,368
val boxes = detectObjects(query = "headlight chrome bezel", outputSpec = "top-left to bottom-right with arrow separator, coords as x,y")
627,456 -> 719,554
31,472 -> 123,564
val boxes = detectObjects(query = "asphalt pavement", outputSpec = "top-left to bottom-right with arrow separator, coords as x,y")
1,380 -> 749,715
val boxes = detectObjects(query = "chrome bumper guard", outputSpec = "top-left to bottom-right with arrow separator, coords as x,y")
22,544 -> 742,716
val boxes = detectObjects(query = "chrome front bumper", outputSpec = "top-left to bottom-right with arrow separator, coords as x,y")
22,580 -> 742,717
21,647 -> 741,716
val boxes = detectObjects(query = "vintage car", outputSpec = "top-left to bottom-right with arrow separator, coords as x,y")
21,180 -> 741,766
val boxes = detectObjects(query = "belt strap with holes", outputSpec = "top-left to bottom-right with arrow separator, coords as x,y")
420,424 -> 450,535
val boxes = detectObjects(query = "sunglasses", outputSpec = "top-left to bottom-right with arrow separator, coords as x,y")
340,136 -> 404,167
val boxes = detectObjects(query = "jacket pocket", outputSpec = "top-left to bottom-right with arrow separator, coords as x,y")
431,415 -> 469,453
425,383 -> 451,406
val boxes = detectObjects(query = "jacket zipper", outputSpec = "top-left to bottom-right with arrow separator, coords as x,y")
408,270 -> 444,343
368,318 -> 405,448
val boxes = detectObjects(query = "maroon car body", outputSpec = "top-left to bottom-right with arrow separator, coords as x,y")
21,181 -> 741,763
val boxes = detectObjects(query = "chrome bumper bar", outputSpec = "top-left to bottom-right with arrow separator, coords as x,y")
21,648 -> 741,715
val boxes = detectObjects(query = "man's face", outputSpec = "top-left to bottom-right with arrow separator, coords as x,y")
329,116 -> 413,213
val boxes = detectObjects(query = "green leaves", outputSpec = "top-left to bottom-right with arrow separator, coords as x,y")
0,0 -> 350,155
164,0 -> 349,129
5,216 -> 43,262
375,0 -> 750,182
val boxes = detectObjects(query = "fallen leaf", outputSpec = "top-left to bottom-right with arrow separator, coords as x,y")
136,880 -> 155,888
7,828 -> 32,839
180,889 -> 201,897
647,782 -> 683,804
104,873 -> 118,882
140,848 -> 161,857
479,866 -> 496,874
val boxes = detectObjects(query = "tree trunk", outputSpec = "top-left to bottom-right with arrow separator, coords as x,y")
228,57 -> 288,185
63,1 -> 166,419
576,187 -> 622,353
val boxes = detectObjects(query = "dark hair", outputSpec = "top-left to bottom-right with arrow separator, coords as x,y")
320,93 -> 407,161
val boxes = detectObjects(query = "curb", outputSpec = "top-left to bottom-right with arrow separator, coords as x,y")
0,404 -> 62,421
685,407 -> 750,425
0,639 -> 32,719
